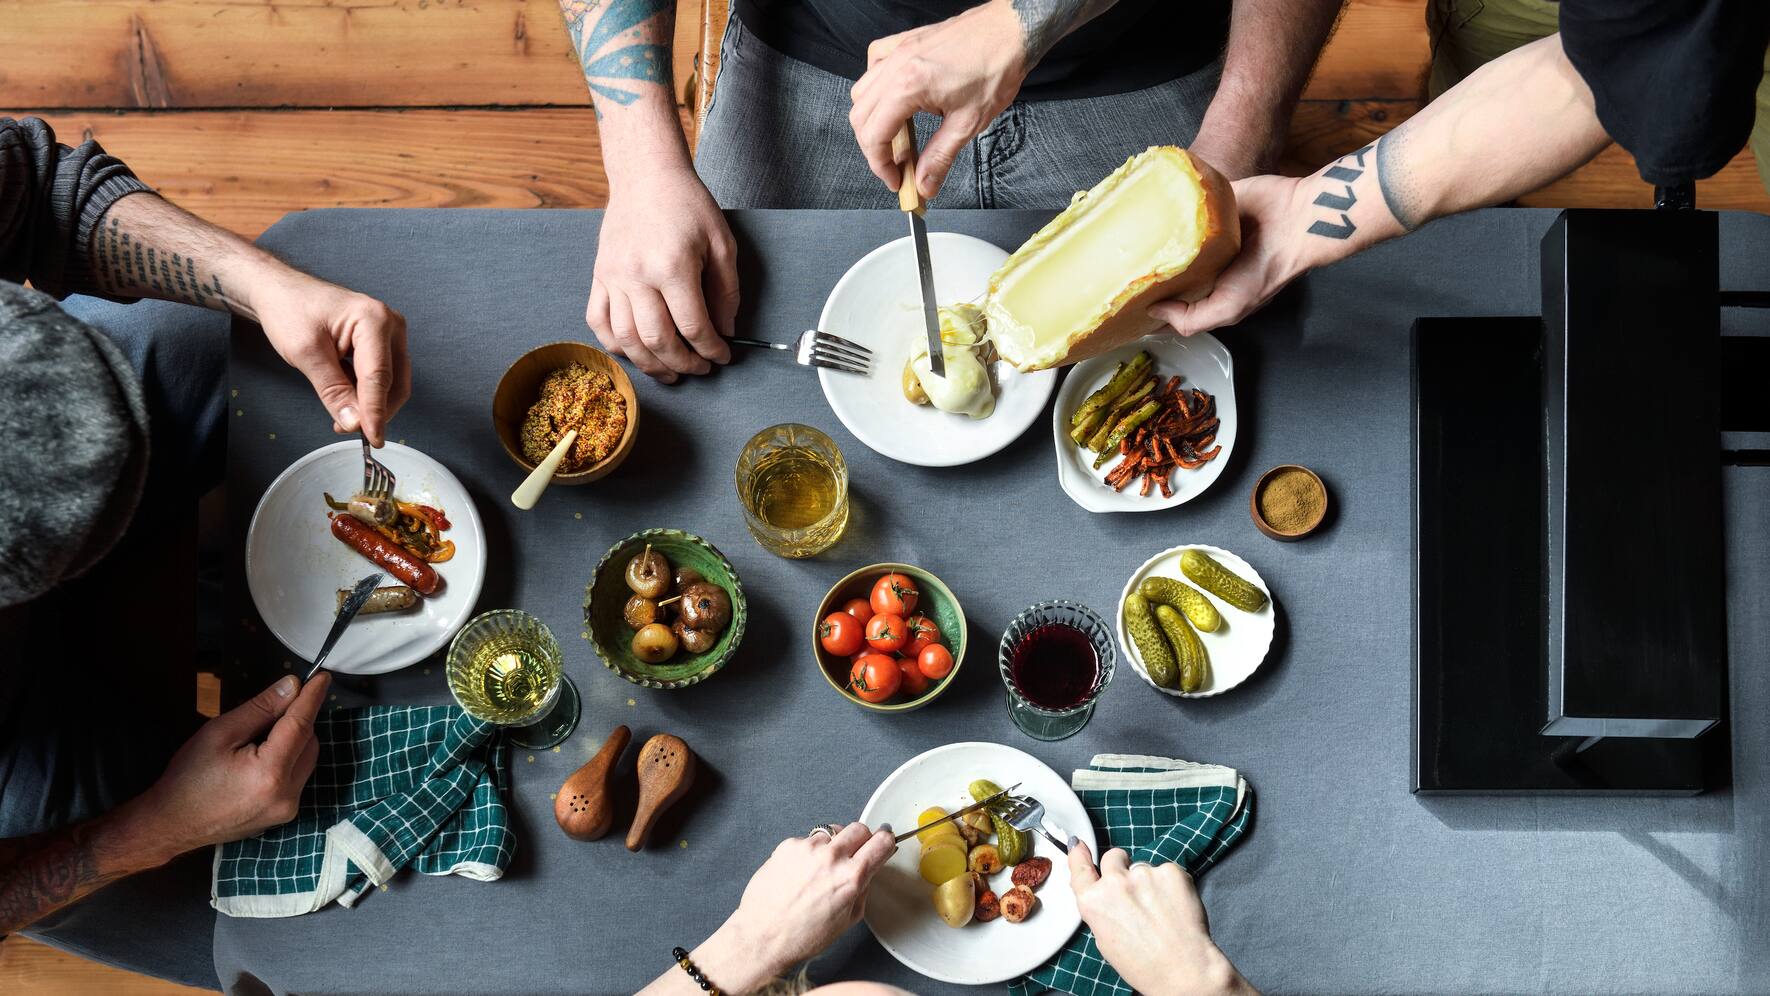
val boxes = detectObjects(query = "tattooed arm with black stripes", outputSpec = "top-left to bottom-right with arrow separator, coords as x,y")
557,0 -> 739,383
0,117 -> 410,444
1150,35 -> 1612,336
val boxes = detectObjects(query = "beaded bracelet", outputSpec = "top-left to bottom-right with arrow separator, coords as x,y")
671,946 -> 723,995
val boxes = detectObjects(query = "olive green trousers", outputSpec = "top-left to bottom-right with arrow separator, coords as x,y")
1426,0 -> 1770,196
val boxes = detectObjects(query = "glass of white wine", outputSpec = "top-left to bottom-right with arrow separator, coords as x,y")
734,423 -> 849,558
446,609 -> 580,749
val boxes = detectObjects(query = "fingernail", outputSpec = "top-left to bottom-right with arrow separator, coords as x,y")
275,675 -> 298,697
878,823 -> 894,835
338,406 -> 360,431
1068,834 -> 1079,847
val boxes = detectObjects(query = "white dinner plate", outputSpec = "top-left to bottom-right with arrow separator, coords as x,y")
818,233 -> 1057,467
246,441 -> 487,675
860,741 -> 1096,986
1115,544 -> 1275,698
1051,333 -> 1237,512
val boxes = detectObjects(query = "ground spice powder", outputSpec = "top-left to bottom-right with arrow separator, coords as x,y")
1258,468 -> 1324,533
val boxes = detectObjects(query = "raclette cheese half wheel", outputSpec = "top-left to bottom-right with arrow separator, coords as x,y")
984,147 -> 1240,371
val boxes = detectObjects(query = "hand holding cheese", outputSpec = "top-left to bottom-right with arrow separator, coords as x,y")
985,147 -> 1241,371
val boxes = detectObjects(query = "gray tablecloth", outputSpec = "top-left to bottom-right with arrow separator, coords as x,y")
190,207 -> 1769,995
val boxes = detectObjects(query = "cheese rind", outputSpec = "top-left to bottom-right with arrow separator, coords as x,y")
984,147 -> 1239,371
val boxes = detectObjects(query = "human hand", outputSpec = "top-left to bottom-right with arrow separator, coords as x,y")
1069,842 -> 1252,996
694,822 -> 897,992
849,3 -> 1027,200
134,673 -> 331,860
1148,173 -> 1316,337
251,274 -> 411,446
588,166 -> 739,384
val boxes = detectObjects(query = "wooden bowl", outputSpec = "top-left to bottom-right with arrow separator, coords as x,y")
492,341 -> 639,485
584,529 -> 746,689
812,563 -> 966,714
1250,464 -> 1329,541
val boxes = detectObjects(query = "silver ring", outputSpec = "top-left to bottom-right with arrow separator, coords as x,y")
808,824 -> 834,839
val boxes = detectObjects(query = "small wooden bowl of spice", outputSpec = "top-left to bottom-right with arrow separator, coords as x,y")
493,342 -> 639,485
1251,464 -> 1328,541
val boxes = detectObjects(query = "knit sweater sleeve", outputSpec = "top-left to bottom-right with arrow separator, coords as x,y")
0,116 -> 153,299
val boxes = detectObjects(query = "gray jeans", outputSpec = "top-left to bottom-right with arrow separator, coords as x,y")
695,17 -> 1221,210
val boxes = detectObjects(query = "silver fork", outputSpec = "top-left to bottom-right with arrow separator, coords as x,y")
731,330 -> 872,375
998,792 -> 1071,854
361,438 -> 396,500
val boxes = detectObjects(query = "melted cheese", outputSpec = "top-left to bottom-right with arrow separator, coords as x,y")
986,147 -> 1208,370
910,304 -> 995,420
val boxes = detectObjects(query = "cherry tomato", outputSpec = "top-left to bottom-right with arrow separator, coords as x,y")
850,653 -> 902,703
870,573 -> 920,617
918,643 -> 955,680
865,612 -> 908,653
818,612 -> 864,657
896,656 -> 931,698
840,598 -> 875,625
903,615 -> 942,658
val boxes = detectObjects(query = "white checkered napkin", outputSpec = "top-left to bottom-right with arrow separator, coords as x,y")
1008,754 -> 1254,996
211,706 -> 513,918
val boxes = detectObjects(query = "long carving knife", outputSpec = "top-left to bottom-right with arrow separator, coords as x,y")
892,120 -> 945,378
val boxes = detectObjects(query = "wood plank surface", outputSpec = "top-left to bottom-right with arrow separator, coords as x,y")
1305,0 -> 1429,100
0,0 -> 703,109
0,937 -> 207,995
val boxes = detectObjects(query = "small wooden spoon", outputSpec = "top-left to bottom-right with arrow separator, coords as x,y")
555,725 -> 631,841
511,428 -> 577,510
626,733 -> 697,851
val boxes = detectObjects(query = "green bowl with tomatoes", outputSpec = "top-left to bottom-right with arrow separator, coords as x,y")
812,563 -> 966,713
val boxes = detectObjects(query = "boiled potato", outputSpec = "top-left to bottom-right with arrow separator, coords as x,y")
918,840 -> 969,885
932,873 -> 976,928
915,807 -> 964,845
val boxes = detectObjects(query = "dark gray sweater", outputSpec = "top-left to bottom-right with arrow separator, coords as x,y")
0,118 -> 155,607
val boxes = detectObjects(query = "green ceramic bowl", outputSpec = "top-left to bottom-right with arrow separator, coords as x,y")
585,528 -> 746,689
812,563 -> 966,713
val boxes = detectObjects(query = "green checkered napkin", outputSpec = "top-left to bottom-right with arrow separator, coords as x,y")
1009,754 -> 1255,996
212,705 -> 513,918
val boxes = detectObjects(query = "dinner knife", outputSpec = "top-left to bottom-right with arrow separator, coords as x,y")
892,782 -> 1020,844
892,120 -> 945,379
303,571 -> 385,682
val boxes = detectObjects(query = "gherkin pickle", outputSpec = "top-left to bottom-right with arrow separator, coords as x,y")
1179,549 -> 1268,613
1123,592 -> 1178,689
968,778 -> 1030,865
1139,576 -> 1222,633
1154,604 -> 1208,693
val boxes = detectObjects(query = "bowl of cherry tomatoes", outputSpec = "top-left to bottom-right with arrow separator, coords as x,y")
813,563 -> 966,713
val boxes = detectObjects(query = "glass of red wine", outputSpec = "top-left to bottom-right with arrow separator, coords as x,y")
997,601 -> 1117,741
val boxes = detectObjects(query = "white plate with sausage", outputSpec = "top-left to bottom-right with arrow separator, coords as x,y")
246,441 -> 487,676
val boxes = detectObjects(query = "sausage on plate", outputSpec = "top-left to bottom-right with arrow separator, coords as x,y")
330,514 -> 439,595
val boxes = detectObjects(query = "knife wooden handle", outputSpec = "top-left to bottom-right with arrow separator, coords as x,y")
891,121 -> 926,216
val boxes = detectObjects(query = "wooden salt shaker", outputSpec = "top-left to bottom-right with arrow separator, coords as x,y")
555,725 -> 631,841
626,734 -> 696,851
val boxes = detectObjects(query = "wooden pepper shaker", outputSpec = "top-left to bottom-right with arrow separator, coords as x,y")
555,725 -> 631,841
626,733 -> 696,851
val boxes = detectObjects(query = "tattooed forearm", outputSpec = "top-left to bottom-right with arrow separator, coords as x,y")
1374,130 -> 1422,232
1304,143 -> 1372,240
559,0 -> 672,110
1008,0 -> 1118,63
91,213 -> 239,311
0,823 -> 129,934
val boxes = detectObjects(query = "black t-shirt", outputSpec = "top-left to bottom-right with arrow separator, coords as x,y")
1559,0 -> 1770,186
733,0 -> 1230,101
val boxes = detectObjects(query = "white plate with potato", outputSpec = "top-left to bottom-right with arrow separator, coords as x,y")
1051,333 -> 1237,513
246,441 -> 487,676
859,741 -> 1096,985
1115,544 -> 1274,698
817,233 -> 1057,467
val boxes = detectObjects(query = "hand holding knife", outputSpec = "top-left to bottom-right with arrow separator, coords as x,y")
892,782 -> 1019,843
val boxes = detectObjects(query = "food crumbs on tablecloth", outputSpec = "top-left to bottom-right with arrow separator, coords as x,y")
230,388 -> 238,398
379,884 -> 388,892
574,512 -> 583,520
235,409 -> 243,417
422,667 -> 430,675
679,840 -> 688,849
398,439 -> 406,445
527,754 -> 535,763
627,698 -> 636,707
549,792 -> 558,801
552,746 -> 561,752
267,432 -> 277,440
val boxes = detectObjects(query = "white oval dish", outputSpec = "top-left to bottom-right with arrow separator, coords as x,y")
246,441 -> 487,676
1051,333 -> 1237,512
818,232 -> 1057,467
860,741 -> 1096,986
1114,544 -> 1275,698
